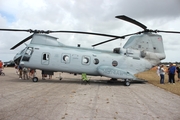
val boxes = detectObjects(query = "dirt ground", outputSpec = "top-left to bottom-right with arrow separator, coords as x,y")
136,68 -> 180,96
0,68 -> 180,120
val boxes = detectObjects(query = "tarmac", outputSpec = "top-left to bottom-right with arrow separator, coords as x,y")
0,67 -> 180,120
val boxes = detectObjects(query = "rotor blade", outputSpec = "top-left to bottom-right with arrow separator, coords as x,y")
116,15 -> 147,30
92,37 -> 119,47
49,30 -> 123,38
92,31 -> 142,47
0,28 -> 31,32
155,30 -> 180,34
10,34 -> 33,50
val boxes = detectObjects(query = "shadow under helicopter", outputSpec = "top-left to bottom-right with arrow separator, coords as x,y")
10,78 -> 147,86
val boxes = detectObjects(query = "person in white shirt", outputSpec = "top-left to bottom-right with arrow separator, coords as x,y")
159,64 -> 165,84
157,65 -> 160,77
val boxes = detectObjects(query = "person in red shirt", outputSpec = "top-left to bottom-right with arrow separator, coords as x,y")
0,60 -> 4,74
0,60 -> 3,69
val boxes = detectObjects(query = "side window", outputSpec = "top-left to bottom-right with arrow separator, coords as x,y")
112,60 -> 118,67
63,55 -> 69,61
43,53 -> 49,60
62,53 -> 71,63
93,58 -> 99,65
82,56 -> 90,65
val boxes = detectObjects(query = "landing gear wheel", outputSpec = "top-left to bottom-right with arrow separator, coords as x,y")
32,77 -> 38,82
124,79 -> 130,86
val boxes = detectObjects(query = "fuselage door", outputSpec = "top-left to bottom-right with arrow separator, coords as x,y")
42,53 -> 50,65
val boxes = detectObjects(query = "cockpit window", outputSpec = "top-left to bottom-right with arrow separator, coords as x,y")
22,47 -> 33,62
25,47 -> 33,55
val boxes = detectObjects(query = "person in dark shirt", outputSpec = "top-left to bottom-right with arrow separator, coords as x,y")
168,63 -> 176,84
176,66 -> 180,82
18,65 -> 23,79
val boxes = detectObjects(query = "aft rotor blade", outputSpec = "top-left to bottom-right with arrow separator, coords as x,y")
49,30 -> 123,38
116,15 -> 147,30
92,31 -> 142,47
10,34 -> 33,50
92,37 -> 119,47
155,30 -> 180,34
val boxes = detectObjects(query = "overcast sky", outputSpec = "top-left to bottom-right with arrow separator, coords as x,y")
0,0 -> 180,62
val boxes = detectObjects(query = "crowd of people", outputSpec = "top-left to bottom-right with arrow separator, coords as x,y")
15,64 -> 36,80
15,64 -> 53,80
157,63 -> 180,84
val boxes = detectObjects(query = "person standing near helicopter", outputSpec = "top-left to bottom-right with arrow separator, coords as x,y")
176,65 -> 180,82
18,64 -> 23,79
0,60 -> 4,75
159,65 -> 165,84
168,63 -> 176,84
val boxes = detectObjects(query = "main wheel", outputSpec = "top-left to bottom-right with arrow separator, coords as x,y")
32,77 -> 38,82
124,79 -> 130,86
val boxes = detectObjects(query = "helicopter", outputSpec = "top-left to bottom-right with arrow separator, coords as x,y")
1,15 -> 180,86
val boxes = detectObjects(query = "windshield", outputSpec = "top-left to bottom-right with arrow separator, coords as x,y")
25,47 -> 33,55
20,47 -> 27,54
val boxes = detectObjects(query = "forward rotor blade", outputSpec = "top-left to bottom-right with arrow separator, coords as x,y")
116,15 -> 147,30
155,30 -> 180,34
10,34 -> 33,50
49,30 -> 122,38
0,28 -> 30,32
92,31 -> 142,47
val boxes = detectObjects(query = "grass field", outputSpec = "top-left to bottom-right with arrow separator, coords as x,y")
136,68 -> 180,96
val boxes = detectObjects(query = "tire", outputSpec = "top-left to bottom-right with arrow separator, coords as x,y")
32,77 -> 38,82
124,79 -> 130,86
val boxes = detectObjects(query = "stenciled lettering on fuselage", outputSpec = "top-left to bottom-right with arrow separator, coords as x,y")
102,68 -> 129,76
97,66 -> 134,79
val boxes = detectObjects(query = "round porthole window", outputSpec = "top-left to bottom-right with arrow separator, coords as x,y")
83,57 -> 89,64
112,61 -> 118,67
63,55 -> 69,62
94,58 -> 99,65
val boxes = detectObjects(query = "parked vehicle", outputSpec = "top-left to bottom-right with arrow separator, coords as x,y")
3,61 -> 15,67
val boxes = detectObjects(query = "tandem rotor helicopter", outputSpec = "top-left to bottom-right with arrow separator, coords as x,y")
1,15 -> 180,86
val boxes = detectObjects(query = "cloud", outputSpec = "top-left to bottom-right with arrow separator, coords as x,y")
0,0 -> 180,62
